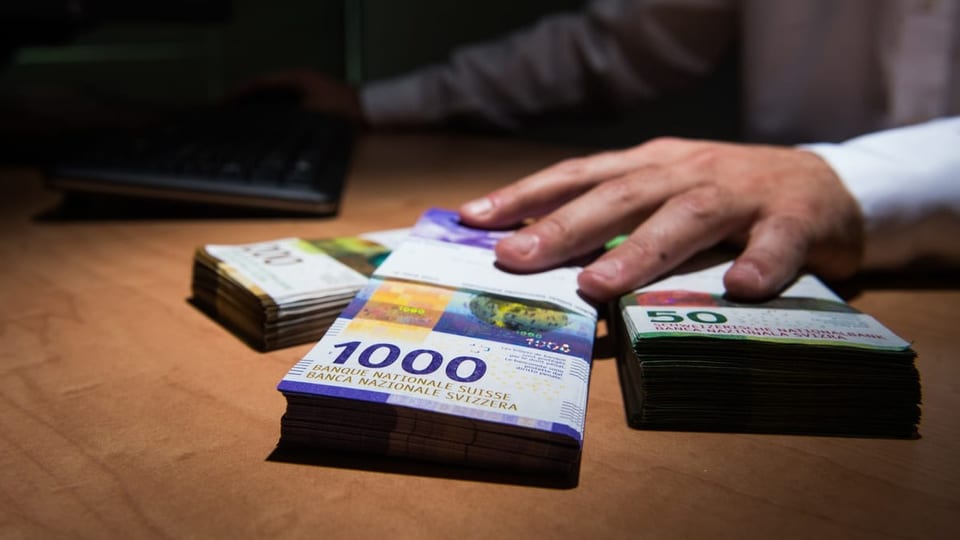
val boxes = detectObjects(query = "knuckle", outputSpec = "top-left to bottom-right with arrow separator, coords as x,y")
766,214 -> 812,242
745,247 -> 789,271
549,157 -> 591,180
791,197 -> 826,218
672,185 -> 726,221
619,234 -> 660,262
643,136 -> 683,153
684,145 -> 725,173
592,175 -> 641,205
534,215 -> 576,247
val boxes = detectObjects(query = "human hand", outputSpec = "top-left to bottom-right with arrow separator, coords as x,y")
230,69 -> 365,124
458,138 -> 864,302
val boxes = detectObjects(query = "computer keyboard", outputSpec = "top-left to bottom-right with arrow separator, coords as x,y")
46,106 -> 352,215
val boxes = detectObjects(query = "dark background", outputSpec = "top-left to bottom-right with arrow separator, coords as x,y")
1,0 -> 584,118
1,0 -> 739,151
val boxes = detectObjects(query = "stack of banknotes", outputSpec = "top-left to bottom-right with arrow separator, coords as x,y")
277,208 -> 597,474
615,258 -> 921,438
191,230 -> 407,350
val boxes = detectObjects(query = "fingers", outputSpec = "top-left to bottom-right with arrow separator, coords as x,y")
459,139 -> 696,229
721,150 -> 863,299
491,164 -> 689,271
455,139 -> 865,304
723,215 -> 811,300
576,183 -> 751,300
460,151 -> 640,228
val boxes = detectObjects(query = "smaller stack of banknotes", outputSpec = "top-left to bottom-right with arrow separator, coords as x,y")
191,230 -> 407,350
615,259 -> 921,438
277,209 -> 597,475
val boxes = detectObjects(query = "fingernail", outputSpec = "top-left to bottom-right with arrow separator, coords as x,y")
462,197 -> 493,217
502,233 -> 538,257
724,261 -> 766,299
730,261 -> 762,288
586,259 -> 621,282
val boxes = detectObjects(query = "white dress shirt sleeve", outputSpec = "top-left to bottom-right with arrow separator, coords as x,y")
803,116 -> 960,270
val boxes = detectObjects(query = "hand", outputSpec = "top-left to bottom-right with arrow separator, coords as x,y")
230,69 -> 366,124
458,137 -> 865,302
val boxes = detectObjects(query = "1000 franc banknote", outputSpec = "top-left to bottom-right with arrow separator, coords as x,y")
278,209 -> 597,447
197,229 -> 407,310
192,229 -> 408,350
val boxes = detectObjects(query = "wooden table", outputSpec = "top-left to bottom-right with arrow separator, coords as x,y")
1,133 -> 957,539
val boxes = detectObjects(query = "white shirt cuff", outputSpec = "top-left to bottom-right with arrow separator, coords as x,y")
802,116 -> 960,269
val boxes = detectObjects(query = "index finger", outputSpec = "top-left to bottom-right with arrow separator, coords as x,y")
459,138 -> 697,229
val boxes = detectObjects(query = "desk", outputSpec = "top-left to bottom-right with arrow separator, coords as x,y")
1,133 -> 958,539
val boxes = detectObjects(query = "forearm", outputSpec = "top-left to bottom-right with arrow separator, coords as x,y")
362,11 -> 641,128
361,0 -> 735,128
803,116 -> 960,269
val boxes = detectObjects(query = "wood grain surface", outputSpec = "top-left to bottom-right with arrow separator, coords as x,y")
1,133 -> 957,539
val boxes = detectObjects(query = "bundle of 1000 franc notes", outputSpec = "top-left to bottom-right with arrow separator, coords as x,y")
277,208 -> 597,475
192,230 -> 406,350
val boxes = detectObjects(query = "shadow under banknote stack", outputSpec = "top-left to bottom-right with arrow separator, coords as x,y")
191,231 -> 407,351
277,209 -> 597,476
614,259 -> 921,438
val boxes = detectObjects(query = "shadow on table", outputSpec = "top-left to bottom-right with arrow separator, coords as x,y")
266,444 -> 580,489
831,263 -> 960,301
